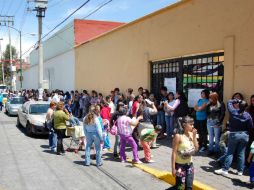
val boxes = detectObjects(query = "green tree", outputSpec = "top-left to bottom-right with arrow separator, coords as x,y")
2,44 -> 18,84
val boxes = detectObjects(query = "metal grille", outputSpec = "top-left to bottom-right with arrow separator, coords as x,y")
151,52 -> 224,100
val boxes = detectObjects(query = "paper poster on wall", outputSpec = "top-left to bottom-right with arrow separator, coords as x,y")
164,78 -> 176,94
188,89 -> 204,108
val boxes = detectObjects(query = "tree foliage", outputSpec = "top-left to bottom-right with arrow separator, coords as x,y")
0,44 -> 18,84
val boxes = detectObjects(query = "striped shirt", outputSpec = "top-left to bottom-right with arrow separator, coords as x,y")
116,115 -> 133,136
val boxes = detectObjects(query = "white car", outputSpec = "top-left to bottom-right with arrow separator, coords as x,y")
5,96 -> 25,116
17,101 -> 50,136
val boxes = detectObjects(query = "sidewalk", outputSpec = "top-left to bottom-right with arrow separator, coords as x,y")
65,122 -> 251,190
122,136 -> 251,190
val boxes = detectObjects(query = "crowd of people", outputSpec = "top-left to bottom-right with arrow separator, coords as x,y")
2,87 -> 254,189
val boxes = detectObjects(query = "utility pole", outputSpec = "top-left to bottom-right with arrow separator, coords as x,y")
30,0 -> 48,100
0,38 -> 4,84
0,16 -> 15,90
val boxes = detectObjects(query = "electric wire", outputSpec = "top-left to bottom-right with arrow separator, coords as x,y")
5,0 -> 15,16
41,0 -> 90,40
22,0 -> 113,56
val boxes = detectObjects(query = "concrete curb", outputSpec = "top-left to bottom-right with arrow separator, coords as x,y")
129,160 -> 216,190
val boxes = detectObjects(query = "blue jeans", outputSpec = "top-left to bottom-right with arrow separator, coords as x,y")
103,132 -> 110,149
218,146 -> 227,164
85,132 -> 102,166
49,131 -> 57,149
157,111 -> 165,132
222,132 -> 249,172
207,121 -> 221,152
165,115 -> 174,136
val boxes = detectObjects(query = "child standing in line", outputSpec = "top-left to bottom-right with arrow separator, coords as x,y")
100,101 -> 111,150
140,125 -> 162,163
248,141 -> 254,184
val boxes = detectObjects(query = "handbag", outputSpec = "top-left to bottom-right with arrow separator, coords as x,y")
110,121 -> 118,135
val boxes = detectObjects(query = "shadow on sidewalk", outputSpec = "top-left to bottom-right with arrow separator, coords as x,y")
231,178 -> 254,189
40,145 -> 49,149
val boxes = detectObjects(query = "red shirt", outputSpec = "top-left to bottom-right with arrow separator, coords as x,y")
100,106 -> 111,120
132,101 -> 139,117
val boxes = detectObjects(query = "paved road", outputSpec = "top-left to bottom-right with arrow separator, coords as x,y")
0,112 -> 169,190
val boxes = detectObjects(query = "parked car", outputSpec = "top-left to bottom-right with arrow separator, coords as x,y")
17,101 -> 50,136
5,96 -> 25,116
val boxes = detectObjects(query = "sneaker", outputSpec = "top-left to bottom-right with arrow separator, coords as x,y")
237,171 -> 243,176
199,147 -> 206,153
215,168 -> 228,176
121,160 -> 126,163
133,160 -> 142,164
147,160 -> 155,163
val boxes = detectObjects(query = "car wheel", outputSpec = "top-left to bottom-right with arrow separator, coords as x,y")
17,117 -> 22,128
5,109 -> 8,115
26,122 -> 33,137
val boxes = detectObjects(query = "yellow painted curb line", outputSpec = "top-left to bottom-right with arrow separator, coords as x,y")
127,159 -> 215,190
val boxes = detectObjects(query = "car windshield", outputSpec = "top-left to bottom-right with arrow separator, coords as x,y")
29,104 -> 49,114
10,98 -> 24,104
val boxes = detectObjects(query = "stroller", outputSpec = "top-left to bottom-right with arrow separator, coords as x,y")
65,117 -> 86,153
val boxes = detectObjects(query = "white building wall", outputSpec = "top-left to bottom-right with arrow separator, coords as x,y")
30,21 -> 74,66
22,65 -> 38,90
21,50 -> 75,91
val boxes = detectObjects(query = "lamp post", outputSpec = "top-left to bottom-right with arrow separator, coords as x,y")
8,26 -> 35,90
0,38 -> 4,84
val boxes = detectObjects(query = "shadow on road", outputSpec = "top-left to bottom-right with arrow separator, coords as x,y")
15,123 -> 48,139
42,149 -> 57,155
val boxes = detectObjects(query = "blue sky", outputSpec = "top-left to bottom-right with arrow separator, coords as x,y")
0,0 -> 178,59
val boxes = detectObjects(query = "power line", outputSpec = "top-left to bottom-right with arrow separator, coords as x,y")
22,0 -> 113,56
5,0 -> 15,15
44,0 -> 113,42
47,0 -> 64,8
12,0 -> 26,17
42,0 -> 90,40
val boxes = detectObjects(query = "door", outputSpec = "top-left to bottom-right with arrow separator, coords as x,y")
151,52 -> 224,101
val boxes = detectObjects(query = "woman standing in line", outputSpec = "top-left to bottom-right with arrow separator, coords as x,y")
53,102 -> 70,155
194,89 -> 210,152
206,92 -> 225,157
164,92 -> 176,138
83,105 -> 103,166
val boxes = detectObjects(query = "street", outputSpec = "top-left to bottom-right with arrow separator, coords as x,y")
0,112 -> 169,190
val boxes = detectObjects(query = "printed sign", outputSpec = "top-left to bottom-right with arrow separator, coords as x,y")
164,78 -> 176,94
188,89 -> 204,108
